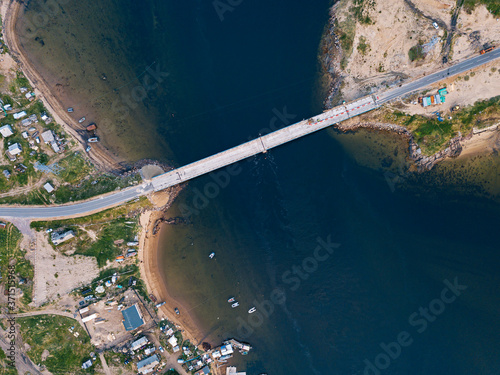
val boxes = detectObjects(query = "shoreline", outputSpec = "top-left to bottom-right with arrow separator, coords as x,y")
1,0 -> 125,174
319,2 -> 500,171
138,189 -> 207,349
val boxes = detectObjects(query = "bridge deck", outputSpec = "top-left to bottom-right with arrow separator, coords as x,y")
152,96 -> 378,191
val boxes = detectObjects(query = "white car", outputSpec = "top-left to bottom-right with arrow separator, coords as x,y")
432,22 -> 439,29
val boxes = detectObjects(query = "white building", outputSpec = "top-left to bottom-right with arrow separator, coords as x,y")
137,354 -> 160,374
226,367 -> 246,375
168,335 -> 178,348
41,130 -> 55,143
51,230 -> 75,245
7,143 -> 22,156
43,182 -> 54,193
50,141 -> 60,153
130,336 -> 149,351
81,313 -> 98,323
0,125 -> 13,138
13,111 -> 27,120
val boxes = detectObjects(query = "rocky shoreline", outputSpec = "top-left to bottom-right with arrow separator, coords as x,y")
318,3 -> 484,173
335,120 -> 466,171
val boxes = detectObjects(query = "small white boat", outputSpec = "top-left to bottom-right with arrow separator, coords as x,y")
248,307 -> 256,314
231,302 -> 239,308
228,297 -> 235,303
209,252 -> 215,259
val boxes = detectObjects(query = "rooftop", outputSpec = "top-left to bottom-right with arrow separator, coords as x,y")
122,303 -> 145,331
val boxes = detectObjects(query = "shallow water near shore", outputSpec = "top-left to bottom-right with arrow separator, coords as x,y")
17,1 -> 500,374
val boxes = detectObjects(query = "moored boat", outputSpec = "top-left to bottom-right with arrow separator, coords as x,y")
231,302 -> 239,308
228,297 -> 235,303
248,307 -> 256,314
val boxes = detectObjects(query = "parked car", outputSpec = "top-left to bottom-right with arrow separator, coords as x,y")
174,307 -> 180,315
67,107 -> 74,112
45,228 -> 53,233
86,146 -> 91,152
432,22 -> 439,29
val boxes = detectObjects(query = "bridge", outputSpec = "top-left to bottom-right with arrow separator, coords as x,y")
0,49 -> 499,220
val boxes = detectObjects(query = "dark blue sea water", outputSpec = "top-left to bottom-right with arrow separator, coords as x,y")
18,1 -> 500,374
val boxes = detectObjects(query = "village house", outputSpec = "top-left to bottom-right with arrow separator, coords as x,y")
0,124 -> 13,138
136,354 -> 160,375
51,230 -> 75,245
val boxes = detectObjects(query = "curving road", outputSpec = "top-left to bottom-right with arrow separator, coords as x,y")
0,183 -> 153,219
0,50 -> 499,221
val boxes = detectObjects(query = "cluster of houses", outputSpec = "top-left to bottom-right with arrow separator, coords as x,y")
127,336 -> 163,374
1,107 -> 62,163
418,87 -> 448,107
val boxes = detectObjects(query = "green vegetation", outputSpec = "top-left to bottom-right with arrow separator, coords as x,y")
384,95 -> 500,154
103,351 -> 132,370
74,217 -> 137,267
463,0 -> 500,16
0,347 -> 17,375
336,17 -> 356,70
357,36 -> 370,55
0,223 -> 33,306
14,71 -> 30,90
0,172 -> 141,206
31,196 -> 150,229
31,201 -> 150,267
57,152 -> 93,184
408,44 -> 425,62
350,0 -> 374,24
52,174 -> 141,204
83,264 -> 149,300
18,315 -> 96,375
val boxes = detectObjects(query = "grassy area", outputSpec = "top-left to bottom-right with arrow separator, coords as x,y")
31,200 -> 150,267
103,351 -> 133,371
57,152 -> 93,184
336,16 -> 357,70
18,315 -> 96,375
52,174 -> 140,204
74,217 -> 137,267
0,172 -> 141,206
0,347 -> 17,375
14,71 -> 31,91
408,44 -> 425,62
357,36 -> 370,55
0,223 -> 33,306
30,196 -> 151,229
350,0 -> 374,25
383,95 -> 500,154
463,0 -> 500,15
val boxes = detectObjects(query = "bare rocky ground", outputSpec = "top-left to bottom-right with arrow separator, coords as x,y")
333,0 -> 500,104
32,230 -> 99,306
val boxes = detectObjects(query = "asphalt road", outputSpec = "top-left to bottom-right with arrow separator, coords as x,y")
378,48 -> 500,103
0,183 -> 153,219
1,50 -> 498,220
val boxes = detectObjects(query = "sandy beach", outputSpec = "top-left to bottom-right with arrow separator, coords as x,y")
458,124 -> 500,158
138,190 -> 206,346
